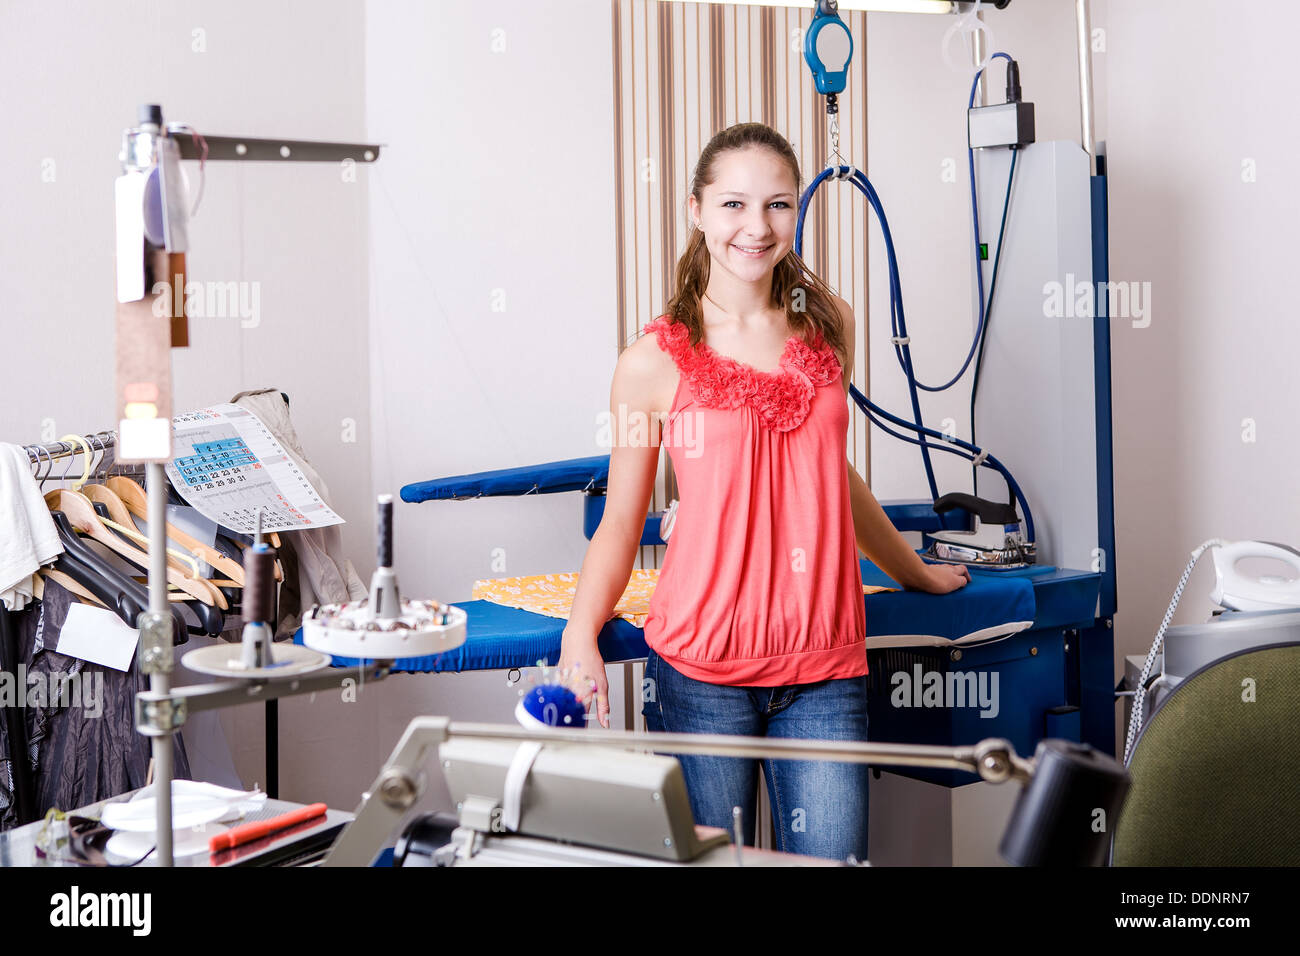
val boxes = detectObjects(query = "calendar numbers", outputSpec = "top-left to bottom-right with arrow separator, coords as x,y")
163,404 -> 345,535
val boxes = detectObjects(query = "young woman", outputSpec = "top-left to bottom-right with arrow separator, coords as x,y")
559,122 -> 970,861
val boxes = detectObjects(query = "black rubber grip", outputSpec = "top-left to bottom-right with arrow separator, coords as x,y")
378,496 -> 393,568
243,546 -> 275,624
932,492 -> 1020,526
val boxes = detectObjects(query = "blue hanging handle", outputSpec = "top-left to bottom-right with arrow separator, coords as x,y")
803,1 -> 853,98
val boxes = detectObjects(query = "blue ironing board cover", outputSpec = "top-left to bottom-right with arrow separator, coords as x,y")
400,455 -> 610,503
856,559 -> 1038,649
293,557 -> 1039,672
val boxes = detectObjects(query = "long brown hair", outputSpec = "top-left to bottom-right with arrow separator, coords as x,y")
660,122 -> 848,368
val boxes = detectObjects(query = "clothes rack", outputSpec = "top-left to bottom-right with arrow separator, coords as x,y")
23,431 -> 144,477
2,426 -> 284,826
4,428 -> 146,827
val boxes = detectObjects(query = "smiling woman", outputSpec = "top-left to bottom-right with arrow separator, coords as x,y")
666,123 -> 850,374
558,121 -> 968,864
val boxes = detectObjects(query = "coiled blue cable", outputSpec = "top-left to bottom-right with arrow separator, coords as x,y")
796,160 -> 1036,545
848,384 -> 1035,545
796,163 -> 940,502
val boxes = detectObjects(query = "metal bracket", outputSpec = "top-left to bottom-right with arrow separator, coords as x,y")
135,693 -> 188,736
171,132 -> 382,164
137,611 -> 174,675
377,767 -> 420,811
459,793 -> 503,834
973,737 -> 1031,784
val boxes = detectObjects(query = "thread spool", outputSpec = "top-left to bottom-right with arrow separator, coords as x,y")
378,493 -> 393,569
243,544 -> 275,625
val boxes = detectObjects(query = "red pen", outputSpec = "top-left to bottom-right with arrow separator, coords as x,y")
210,802 -> 328,852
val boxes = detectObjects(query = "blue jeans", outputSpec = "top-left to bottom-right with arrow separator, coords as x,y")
641,648 -> 870,862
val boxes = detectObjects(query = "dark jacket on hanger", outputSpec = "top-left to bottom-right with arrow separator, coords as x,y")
0,578 -> 188,828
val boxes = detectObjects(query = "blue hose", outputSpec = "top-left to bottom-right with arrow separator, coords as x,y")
848,385 -> 1035,545
796,164 -> 940,502
796,159 -> 1036,545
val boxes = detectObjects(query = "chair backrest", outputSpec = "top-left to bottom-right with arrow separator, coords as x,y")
1112,642 -> 1300,866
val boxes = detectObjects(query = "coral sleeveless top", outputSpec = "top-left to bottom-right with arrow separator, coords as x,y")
641,315 -> 868,687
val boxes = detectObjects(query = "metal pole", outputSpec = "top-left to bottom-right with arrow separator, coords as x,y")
1075,0 -> 1097,174
445,721 -> 1033,781
971,9 -> 987,106
266,700 -> 278,798
147,462 -> 173,867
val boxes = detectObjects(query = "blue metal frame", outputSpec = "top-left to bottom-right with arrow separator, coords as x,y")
1091,164 -> 1117,621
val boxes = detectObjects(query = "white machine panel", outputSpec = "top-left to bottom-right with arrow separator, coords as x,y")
973,141 -> 1097,575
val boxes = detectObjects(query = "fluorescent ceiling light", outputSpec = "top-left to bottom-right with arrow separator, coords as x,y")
667,1 -> 956,13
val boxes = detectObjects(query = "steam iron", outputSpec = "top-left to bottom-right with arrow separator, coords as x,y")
922,492 -> 1035,570
1124,538 -> 1300,765
1209,540 -> 1300,612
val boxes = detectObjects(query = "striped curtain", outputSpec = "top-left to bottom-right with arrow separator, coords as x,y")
611,0 -> 871,566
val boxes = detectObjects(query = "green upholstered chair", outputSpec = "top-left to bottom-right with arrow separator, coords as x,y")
1112,642 -> 1300,866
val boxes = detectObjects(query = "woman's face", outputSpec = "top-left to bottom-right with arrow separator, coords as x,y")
691,146 -> 798,286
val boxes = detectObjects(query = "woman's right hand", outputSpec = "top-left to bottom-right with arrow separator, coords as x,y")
559,633 -> 609,728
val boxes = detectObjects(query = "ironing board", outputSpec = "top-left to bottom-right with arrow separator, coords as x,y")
291,554 -> 1059,671
319,457 -> 1106,776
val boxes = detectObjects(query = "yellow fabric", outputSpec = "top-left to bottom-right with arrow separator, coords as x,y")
472,570 -> 898,628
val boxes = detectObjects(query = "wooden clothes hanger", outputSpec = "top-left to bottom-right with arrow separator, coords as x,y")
99,476 -> 248,586
33,569 -> 108,609
47,437 -> 226,605
81,485 -> 211,585
105,475 -> 281,583
42,488 -> 226,609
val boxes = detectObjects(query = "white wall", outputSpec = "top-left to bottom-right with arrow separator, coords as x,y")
864,4 -> 1096,500
354,0 -> 626,816
1103,2 -> 1300,694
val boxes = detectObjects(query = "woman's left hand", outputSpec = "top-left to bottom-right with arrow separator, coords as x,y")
912,562 -> 971,594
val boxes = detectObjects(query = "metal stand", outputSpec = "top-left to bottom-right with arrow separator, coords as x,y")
1075,0 -> 1098,175
145,463 -> 173,866
115,103 -> 382,865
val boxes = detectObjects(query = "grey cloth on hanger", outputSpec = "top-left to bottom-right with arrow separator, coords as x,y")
0,443 -> 64,611
228,388 -> 366,635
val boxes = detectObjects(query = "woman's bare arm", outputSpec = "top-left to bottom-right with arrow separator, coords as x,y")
560,336 -> 665,727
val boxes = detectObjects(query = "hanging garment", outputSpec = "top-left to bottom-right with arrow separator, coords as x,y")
6,577 -> 188,823
0,443 -> 64,611
0,604 -> 33,829
228,388 -> 366,634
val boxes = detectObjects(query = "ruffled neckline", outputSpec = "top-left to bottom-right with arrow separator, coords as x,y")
644,315 -> 842,433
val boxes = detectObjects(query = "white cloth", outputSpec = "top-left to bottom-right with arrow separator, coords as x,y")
229,389 -> 366,632
0,442 -> 64,610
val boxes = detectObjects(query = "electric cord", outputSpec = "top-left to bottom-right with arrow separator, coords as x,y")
796,55 -> 1029,528
971,146 -> 1017,494
1122,539 -> 1228,766
903,52 -> 1016,395
848,383 -> 1036,545
797,164 -> 940,502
